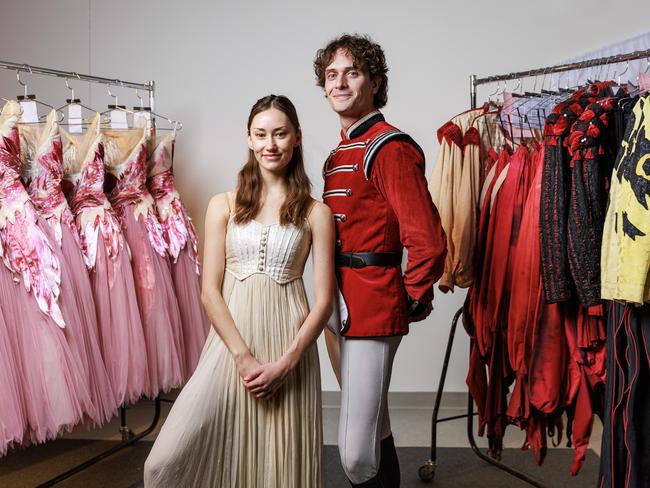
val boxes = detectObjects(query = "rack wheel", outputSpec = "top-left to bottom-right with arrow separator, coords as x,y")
120,426 -> 135,441
418,460 -> 436,482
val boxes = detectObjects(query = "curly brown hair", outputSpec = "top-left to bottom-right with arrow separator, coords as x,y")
234,95 -> 313,227
314,34 -> 389,109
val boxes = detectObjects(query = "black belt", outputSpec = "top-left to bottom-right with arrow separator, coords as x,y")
336,252 -> 402,269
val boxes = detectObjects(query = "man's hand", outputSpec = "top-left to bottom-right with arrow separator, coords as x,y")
409,301 -> 433,323
407,294 -> 433,323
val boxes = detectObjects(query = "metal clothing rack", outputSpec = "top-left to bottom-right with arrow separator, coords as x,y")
418,46 -> 650,486
0,60 -> 155,105
0,59 -> 162,486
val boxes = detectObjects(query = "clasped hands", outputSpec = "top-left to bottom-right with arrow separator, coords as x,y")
236,353 -> 291,400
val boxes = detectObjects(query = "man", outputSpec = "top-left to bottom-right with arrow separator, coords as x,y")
314,34 -> 447,487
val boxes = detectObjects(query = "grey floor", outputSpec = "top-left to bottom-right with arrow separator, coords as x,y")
0,390 -> 596,487
64,390 -> 603,455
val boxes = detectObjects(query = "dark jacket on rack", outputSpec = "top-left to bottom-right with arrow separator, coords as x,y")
566,97 -> 618,308
539,82 -> 614,305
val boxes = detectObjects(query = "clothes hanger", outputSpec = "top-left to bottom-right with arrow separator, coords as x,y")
524,68 -> 560,126
106,82 -> 128,111
487,81 -> 501,107
132,88 -> 183,132
637,58 -> 650,95
15,66 -> 64,122
99,80 -> 134,130
55,75 -> 100,127
498,78 -> 530,139
636,57 -> 650,85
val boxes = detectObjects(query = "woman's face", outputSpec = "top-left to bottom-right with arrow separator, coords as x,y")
247,107 -> 300,174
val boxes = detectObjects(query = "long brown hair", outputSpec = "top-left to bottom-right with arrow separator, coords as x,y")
234,95 -> 312,226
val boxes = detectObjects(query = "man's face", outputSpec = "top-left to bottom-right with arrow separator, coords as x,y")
324,49 -> 379,120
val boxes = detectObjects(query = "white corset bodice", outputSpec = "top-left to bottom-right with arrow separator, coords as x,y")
225,219 -> 311,284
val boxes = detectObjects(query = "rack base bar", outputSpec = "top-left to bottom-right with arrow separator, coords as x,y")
418,309 -> 546,486
36,397 -> 162,487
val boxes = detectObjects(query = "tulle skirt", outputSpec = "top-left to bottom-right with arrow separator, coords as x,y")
0,270 -> 26,455
120,208 -> 184,397
171,247 -> 209,380
0,261 -> 93,448
53,224 -> 118,425
144,272 -> 322,488
89,235 -> 149,405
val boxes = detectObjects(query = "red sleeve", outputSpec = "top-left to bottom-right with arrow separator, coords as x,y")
371,139 -> 447,304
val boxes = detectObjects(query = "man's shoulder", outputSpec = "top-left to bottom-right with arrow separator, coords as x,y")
365,123 -> 425,175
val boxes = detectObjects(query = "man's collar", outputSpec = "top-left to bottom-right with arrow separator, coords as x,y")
340,110 -> 384,140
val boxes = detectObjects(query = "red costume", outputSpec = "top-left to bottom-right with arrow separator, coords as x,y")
323,111 -> 446,337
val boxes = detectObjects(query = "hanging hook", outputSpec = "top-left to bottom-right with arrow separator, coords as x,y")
534,67 -> 549,94
557,71 -> 566,91
65,78 -> 76,102
16,64 -> 32,98
538,69 -> 546,93
501,78 -> 509,95
634,57 -> 650,86
609,62 -> 618,84
487,80 -> 500,104
594,61 -> 604,82
135,88 -> 145,109
617,60 -> 630,86
107,83 -> 119,108
577,58 -> 589,85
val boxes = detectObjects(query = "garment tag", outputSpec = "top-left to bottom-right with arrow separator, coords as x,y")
110,109 -> 128,129
68,104 -> 83,133
20,100 -> 38,123
640,73 -> 650,93
133,111 -> 152,131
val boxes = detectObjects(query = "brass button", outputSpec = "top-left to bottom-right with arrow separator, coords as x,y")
336,239 -> 342,246
346,189 -> 352,196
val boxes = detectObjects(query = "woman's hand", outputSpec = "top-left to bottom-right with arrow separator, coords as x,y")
243,357 -> 292,399
235,353 -> 262,382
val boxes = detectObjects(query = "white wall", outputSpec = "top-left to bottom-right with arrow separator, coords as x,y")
1,0 -> 649,392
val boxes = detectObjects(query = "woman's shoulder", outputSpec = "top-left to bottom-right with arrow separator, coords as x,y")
206,190 -> 235,220
306,200 -> 332,225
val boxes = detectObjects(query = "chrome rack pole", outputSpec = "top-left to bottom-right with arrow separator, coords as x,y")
0,59 -> 151,91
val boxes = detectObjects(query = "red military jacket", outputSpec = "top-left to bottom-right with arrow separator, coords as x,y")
323,111 -> 447,337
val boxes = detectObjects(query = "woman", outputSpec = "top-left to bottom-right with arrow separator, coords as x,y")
144,95 -> 334,488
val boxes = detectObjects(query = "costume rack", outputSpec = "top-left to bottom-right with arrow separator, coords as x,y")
418,46 -> 650,486
0,60 -> 165,487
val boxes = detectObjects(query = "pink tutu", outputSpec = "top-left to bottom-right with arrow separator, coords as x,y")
147,133 -> 209,378
0,270 -> 25,455
0,264 -> 92,445
19,110 -> 117,425
61,117 -> 149,406
104,126 -> 184,396
0,101 -> 95,447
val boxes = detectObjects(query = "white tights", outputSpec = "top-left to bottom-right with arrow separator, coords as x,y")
338,336 -> 402,484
